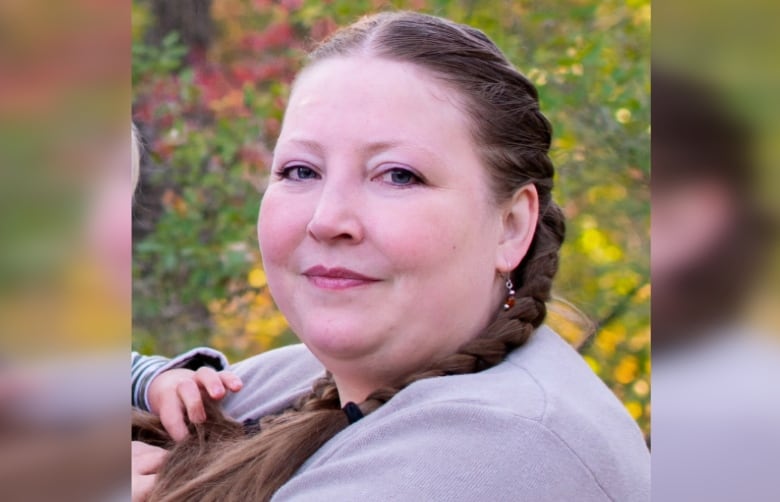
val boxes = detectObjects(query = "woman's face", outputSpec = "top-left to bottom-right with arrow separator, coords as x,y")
258,57 -> 529,400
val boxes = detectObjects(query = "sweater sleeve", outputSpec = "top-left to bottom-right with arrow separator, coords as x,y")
271,401 -> 623,502
219,344 -> 326,422
131,348 -> 229,411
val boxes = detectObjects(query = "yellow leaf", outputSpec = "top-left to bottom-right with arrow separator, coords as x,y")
583,355 -> 601,375
252,290 -> 272,308
625,401 -> 643,420
614,355 -> 639,384
633,282 -> 651,303
248,267 -> 267,288
615,108 -> 632,124
633,379 -> 649,396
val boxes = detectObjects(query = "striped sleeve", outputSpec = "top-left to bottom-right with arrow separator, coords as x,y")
131,348 -> 229,411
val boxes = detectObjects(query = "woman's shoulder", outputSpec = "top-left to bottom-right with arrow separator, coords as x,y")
345,326 -> 649,501
222,344 -> 325,421
393,326 -> 638,428
283,396 -> 620,501
286,334 -> 650,501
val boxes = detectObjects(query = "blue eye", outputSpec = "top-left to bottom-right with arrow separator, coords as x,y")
382,168 -> 422,186
279,165 -> 319,181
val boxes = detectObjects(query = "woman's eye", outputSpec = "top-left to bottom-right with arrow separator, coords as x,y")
279,165 -> 319,181
381,168 -> 422,186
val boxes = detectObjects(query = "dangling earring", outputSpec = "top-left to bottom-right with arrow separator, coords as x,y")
502,277 -> 516,311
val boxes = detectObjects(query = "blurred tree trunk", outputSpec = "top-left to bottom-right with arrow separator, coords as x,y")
148,0 -> 213,52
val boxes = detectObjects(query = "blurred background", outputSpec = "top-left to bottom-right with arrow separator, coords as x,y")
0,1 -> 130,500
652,1 -> 780,500
130,0 -> 651,436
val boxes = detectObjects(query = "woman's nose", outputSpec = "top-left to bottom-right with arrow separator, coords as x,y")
306,185 -> 365,243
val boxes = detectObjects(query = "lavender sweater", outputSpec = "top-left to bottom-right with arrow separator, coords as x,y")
216,326 -> 650,501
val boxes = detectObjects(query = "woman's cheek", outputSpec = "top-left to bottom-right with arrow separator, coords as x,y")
257,191 -> 298,264
383,205 -> 465,266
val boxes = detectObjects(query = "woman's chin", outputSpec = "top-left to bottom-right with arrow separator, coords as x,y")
299,326 -> 377,362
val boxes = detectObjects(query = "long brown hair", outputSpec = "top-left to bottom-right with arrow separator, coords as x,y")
133,11 -> 565,501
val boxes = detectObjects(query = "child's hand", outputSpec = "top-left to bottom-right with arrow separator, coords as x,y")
147,367 -> 243,441
132,441 -> 167,501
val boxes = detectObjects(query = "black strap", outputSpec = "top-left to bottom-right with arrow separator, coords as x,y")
342,402 -> 364,424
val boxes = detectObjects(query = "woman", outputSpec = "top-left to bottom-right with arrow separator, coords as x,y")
133,11 -> 650,501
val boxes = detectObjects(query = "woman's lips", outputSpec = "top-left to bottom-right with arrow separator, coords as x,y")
303,265 -> 380,290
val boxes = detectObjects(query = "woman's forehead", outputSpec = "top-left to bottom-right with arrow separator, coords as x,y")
289,57 -> 463,113
279,57 -> 472,148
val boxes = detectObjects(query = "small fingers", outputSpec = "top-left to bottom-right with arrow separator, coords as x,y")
158,393 -> 190,442
195,367 -> 243,397
194,366 -> 226,400
219,370 -> 243,393
177,378 -> 207,424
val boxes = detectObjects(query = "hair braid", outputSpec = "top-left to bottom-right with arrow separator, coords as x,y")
133,11 -> 566,501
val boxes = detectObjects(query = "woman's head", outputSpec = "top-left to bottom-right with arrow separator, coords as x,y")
258,11 -> 563,401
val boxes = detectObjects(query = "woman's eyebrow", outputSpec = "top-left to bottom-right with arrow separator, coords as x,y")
278,138 -> 444,163
279,138 -> 326,155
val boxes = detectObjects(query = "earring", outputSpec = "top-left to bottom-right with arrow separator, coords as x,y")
502,277 -> 516,311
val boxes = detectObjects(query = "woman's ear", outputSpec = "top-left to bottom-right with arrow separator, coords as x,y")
496,184 -> 539,273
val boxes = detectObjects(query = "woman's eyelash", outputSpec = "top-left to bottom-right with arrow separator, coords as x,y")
275,165 -> 319,181
380,167 -> 425,187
